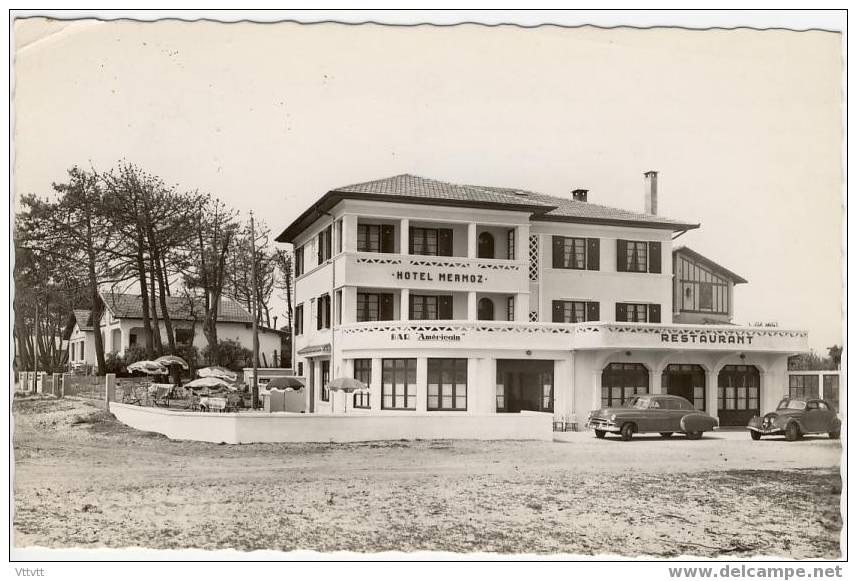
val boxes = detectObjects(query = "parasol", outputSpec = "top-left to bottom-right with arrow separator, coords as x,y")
197,366 -> 238,382
185,376 -> 234,390
127,360 -> 168,375
155,355 -> 189,370
266,376 -> 306,390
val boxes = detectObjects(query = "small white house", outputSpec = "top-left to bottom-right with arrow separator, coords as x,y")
63,292 -> 287,368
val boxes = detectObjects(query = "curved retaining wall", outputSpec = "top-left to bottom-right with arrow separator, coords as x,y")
110,403 -> 553,443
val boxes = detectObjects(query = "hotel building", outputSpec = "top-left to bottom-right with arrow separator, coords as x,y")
275,173 -> 808,427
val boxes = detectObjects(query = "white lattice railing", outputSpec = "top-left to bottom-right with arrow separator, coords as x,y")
349,252 -> 523,272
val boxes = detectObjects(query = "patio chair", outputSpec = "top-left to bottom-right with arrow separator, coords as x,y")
153,386 -> 172,408
565,414 -> 579,432
184,394 -> 200,411
121,384 -> 141,405
553,415 -> 566,432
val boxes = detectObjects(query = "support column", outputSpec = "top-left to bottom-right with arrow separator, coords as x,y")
554,357 -> 575,423
591,370 -> 602,412
467,222 -> 477,258
515,224 -> 530,262
467,358 -> 481,414
60,373 -> 70,398
341,286 -> 357,324
400,289 -> 410,321
416,357 -> 428,412
649,367 -> 662,395
343,359 -> 355,414
706,369 -> 719,420
467,291 -> 477,321
370,358 -> 382,412
342,214 -> 358,253
400,218 -> 410,255
515,292 -> 529,322
52,373 -> 61,397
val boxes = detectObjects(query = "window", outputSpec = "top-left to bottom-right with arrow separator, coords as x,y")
382,358 -> 417,409
357,293 -> 394,322
335,220 -> 343,254
823,374 -> 839,410
129,334 -> 137,346
617,240 -> 661,273
719,365 -> 760,411
294,304 -> 304,335
316,294 -> 331,330
317,226 -> 332,265
70,342 -> 75,360
295,245 -> 305,277
506,296 -> 515,321
601,363 -> 649,408
662,364 -> 706,411
552,300 -> 599,323
427,359 -> 467,411
320,360 -> 330,402
478,232 -> 495,259
175,328 -> 193,345
507,229 -> 516,260
410,295 -> 452,320
675,255 -> 729,314
789,374 -> 819,399
616,302 -> 660,323
353,359 -> 371,408
552,236 -> 599,270
410,227 -> 453,256
477,297 -> 495,321
357,224 -> 395,253
335,290 -> 342,325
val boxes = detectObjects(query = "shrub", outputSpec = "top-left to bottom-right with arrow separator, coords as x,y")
201,339 -> 253,371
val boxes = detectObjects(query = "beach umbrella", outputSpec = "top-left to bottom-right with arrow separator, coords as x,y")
155,355 -> 189,370
266,376 -> 306,390
185,376 -> 234,390
197,366 -> 238,382
127,360 -> 168,375
328,377 -> 367,392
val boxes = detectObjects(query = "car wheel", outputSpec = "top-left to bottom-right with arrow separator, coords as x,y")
750,431 -> 762,441
594,429 -> 606,439
659,432 -> 673,438
620,423 -> 635,441
785,422 -> 801,442
829,430 -> 840,440
685,431 -> 702,440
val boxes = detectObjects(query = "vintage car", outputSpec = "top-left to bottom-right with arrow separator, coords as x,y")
586,394 -> 719,441
747,397 -> 841,441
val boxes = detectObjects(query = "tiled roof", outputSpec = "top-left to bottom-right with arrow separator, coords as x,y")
673,246 -> 748,284
72,309 -> 94,331
101,292 -> 254,323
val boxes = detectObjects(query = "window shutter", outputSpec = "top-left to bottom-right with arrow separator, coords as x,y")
552,236 -> 564,268
586,238 -> 600,271
438,229 -> 454,256
380,294 -> 394,320
552,300 -> 564,323
586,301 -> 600,322
648,303 -> 661,323
381,225 -> 395,253
317,232 -> 324,265
408,227 -> 416,254
648,241 -> 662,273
316,299 -> 322,330
507,229 -> 516,260
616,240 -> 628,272
439,296 -> 453,319
408,293 -> 416,319
616,302 -> 627,322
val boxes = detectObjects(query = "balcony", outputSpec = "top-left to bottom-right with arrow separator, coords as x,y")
335,320 -> 809,354
337,251 -> 528,293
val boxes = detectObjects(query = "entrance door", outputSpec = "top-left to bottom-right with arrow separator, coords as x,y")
308,359 -> 315,413
662,364 -> 706,410
496,360 -> 553,413
718,365 -> 760,427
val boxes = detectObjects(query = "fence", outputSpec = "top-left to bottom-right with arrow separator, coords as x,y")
62,375 -> 106,399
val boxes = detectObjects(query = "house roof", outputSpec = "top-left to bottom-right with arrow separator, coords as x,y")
673,245 -> 748,284
275,174 -> 699,242
101,292 -> 254,323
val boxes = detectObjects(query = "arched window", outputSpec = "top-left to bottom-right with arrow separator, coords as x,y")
662,364 -> 706,410
477,297 -> 495,321
601,363 -> 649,408
478,232 -> 495,259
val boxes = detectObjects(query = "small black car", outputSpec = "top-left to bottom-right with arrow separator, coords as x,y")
747,397 -> 841,441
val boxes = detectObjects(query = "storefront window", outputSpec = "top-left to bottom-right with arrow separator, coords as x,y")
382,358 -> 417,410
789,374 -> 819,399
601,363 -> 649,408
353,359 -> 371,408
320,360 -> 330,402
427,359 -> 467,411
823,374 -> 839,410
719,365 -> 759,412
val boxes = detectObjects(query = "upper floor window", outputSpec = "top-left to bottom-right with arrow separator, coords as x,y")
316,294 -> 331,330
410,227 -> 453,256
507,229 -> 516,260
617,240 -> 661,273
295,246 -> 305,277
294,304 -> 304,335
317,226 -> 332,265
552,300 -> 599,323
676,256 -> 729,314
477,297 -> 495,321
335,220 -> 343,254
478,232 -> 495,259
357,292 -> 394,322
410,294 -> 453,320
616,302 -> 660,323
552,236 -> 600,270
358,223 -> 395,253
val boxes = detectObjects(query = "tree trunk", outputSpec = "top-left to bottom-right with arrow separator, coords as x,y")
136,247 -> 154,357
148,260 -> 163,355
153,247 -> 176,353
88,259 -> 106,375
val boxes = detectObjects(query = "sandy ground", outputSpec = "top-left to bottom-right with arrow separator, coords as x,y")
12,396 -> 843,557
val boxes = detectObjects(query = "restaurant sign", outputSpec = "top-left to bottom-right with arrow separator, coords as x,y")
660,331 -> 753,345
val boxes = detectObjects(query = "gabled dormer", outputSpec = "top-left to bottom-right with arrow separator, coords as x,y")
672,246 -> 747,325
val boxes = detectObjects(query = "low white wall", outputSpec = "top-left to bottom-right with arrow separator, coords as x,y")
110,403 -> 553,444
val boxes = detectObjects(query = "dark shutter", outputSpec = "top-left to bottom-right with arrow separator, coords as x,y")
648,241 -> 661,273
586,301 -> 600,322
325,227 -> 332,259
409,294 -> 416,319
381,225 -> 395,253
316,299 -> 322,330
586,238 -> 600,270
552,236 -> 564,268
380,294 -> 394,320
648,303 -> 661,323
438,229 -> 453,256
408,227 -> 416,254
317,231 -> 324,265
552,300 -> 564,323
616,240 -> 628,272
439,295 -> 453,319
616,302 -> 628,322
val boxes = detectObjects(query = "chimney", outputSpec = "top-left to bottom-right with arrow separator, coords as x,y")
644,171 -> 658,215
572,188 -> 588,202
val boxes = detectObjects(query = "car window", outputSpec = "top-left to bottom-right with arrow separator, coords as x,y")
649,399 -> 661,409
777,399 -> 806,410
817,402 -> 830,411
806,401 -> 819,410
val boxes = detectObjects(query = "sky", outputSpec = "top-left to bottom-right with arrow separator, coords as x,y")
13,17 -> 844,352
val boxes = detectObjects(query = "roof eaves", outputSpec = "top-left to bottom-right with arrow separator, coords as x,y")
673,246 -> 748,284
530,213 -> 701,232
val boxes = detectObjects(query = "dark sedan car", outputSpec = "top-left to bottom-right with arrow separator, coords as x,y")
586,394 -> 719,441
747,397 -> 841,441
